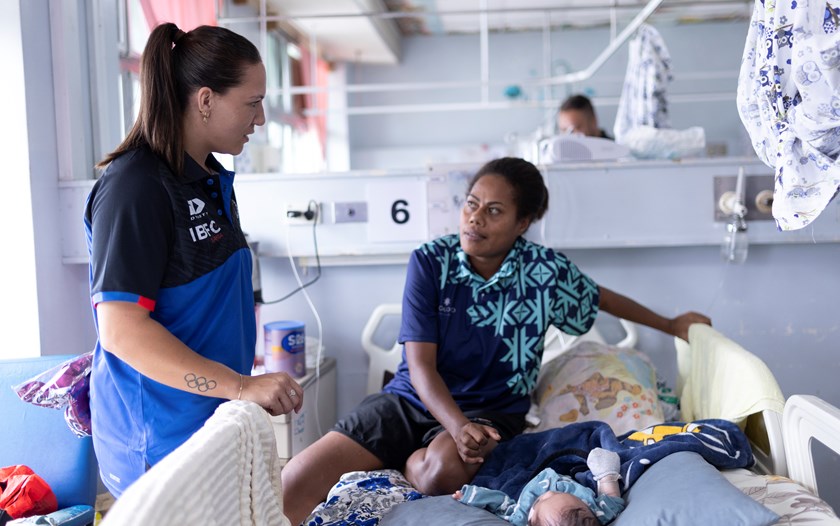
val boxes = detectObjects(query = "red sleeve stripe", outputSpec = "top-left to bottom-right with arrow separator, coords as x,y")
92,291 -> 156,311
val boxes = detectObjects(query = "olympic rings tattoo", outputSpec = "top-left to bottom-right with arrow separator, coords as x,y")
184,372 -> 217,392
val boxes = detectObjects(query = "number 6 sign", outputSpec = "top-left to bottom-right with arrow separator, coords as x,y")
366,180 -> 429,243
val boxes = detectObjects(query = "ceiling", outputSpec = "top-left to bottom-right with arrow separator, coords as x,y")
258,0 -> 751,64
384,0 -> 751,34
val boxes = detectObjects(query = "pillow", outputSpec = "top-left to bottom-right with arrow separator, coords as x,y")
528,341 -> 663,435
722,468 -> 840,525
380,495 -> 508,526
613,452 -> 779,526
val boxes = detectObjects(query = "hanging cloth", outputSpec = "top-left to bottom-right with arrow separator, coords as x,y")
737,0 -> 840,230
614,24 -> 673,143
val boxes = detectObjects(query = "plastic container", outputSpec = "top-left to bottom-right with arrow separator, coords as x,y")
264,321 -> 306,378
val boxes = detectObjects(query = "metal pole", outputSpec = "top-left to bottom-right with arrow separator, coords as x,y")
260,0 -> 268,64
542,11 -> 551,105
537,0 -> 665,85
263,69 -> 738,97
479,0 -> 489,104
298,91 -> 736,117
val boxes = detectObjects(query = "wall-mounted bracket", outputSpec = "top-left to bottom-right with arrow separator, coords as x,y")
713,174 -> 775,222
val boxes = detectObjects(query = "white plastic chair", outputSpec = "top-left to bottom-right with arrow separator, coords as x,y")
361,304 -> 404,395
360,303 -> 638,396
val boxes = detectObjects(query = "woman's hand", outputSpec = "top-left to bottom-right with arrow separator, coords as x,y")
239,372 -> 303,416
668,312 -> 711,342
454,422 -> 501,464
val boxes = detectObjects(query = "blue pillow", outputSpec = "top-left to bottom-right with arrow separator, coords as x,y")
613,451 -> 779,526
380,495 -> 508,526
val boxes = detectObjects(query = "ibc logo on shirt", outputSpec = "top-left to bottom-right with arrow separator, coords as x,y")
189,221 -> 221,242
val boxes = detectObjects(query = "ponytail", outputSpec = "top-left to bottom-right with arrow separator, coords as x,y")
98,23 -> 185,177
97,23 -> 261,179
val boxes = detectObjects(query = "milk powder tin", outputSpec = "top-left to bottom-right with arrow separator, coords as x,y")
264,320 -> 306,378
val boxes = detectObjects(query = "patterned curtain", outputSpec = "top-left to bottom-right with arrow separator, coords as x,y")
737,0 -> 840,231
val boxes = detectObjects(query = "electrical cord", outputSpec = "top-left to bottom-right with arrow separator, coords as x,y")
262,200 -> 322,305
280,199 -> 325,438
251,200 -> 326,438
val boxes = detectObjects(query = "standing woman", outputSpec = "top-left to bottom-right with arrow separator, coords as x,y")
283,157 -> 710,525
85,23 -> 302,498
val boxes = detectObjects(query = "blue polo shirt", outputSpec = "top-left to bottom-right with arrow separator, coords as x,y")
84,147 -> 255,497
387,235 -> 600,415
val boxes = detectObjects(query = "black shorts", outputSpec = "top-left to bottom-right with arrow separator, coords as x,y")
332,392 -> 525,469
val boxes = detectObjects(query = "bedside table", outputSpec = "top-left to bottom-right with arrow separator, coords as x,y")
269,357 -> 337,462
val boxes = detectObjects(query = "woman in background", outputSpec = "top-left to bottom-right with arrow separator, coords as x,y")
282,157 -> 710,525
85,22 -> 301,497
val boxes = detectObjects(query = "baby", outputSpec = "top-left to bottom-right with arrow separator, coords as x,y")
453,448 -> 625,526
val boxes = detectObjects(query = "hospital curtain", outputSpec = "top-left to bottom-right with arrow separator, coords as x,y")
737,0 -> 840,231
299,46 -> 329,161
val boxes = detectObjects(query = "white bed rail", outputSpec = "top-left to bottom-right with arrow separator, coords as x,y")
783,394 -> 840,495
542,319 -> 638,365
361,304 -> 404,396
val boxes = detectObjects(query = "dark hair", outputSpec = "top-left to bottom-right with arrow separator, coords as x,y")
534,503 -> 599,526
97,24 -> 262,178
468,157 -> 549,223
559,94 -> 596,118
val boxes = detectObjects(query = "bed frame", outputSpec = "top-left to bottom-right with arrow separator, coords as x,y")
361,303 -> 838,500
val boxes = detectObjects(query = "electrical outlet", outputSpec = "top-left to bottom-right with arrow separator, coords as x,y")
333,201 -> 368,223
284,202 -> 319,225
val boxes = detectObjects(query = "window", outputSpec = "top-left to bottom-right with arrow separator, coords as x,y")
66,0 -> 331,178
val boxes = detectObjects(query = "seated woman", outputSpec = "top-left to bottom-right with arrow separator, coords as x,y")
282,157 -> 710,525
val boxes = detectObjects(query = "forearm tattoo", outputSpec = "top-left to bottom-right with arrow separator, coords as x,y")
184,372 -> 217,392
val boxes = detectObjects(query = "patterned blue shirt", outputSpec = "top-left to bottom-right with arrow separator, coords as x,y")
386,235 -> 600,414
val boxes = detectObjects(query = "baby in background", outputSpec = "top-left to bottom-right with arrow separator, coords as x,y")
453,448 -> 625,526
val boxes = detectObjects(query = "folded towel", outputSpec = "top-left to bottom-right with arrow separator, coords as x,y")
676,324 -> 784,425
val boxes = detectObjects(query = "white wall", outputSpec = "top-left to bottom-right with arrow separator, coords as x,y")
1,0 -> 40,358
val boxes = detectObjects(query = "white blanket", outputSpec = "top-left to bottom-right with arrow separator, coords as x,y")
102,400 -> 289,526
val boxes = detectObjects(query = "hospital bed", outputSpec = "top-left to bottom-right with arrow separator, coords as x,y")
305,304 -> 840,526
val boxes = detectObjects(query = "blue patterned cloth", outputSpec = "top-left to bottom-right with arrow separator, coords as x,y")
386,235 -> 600,415
305,470 -> 424,526
738,0 -> 840,230
614,24 -> 673,143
